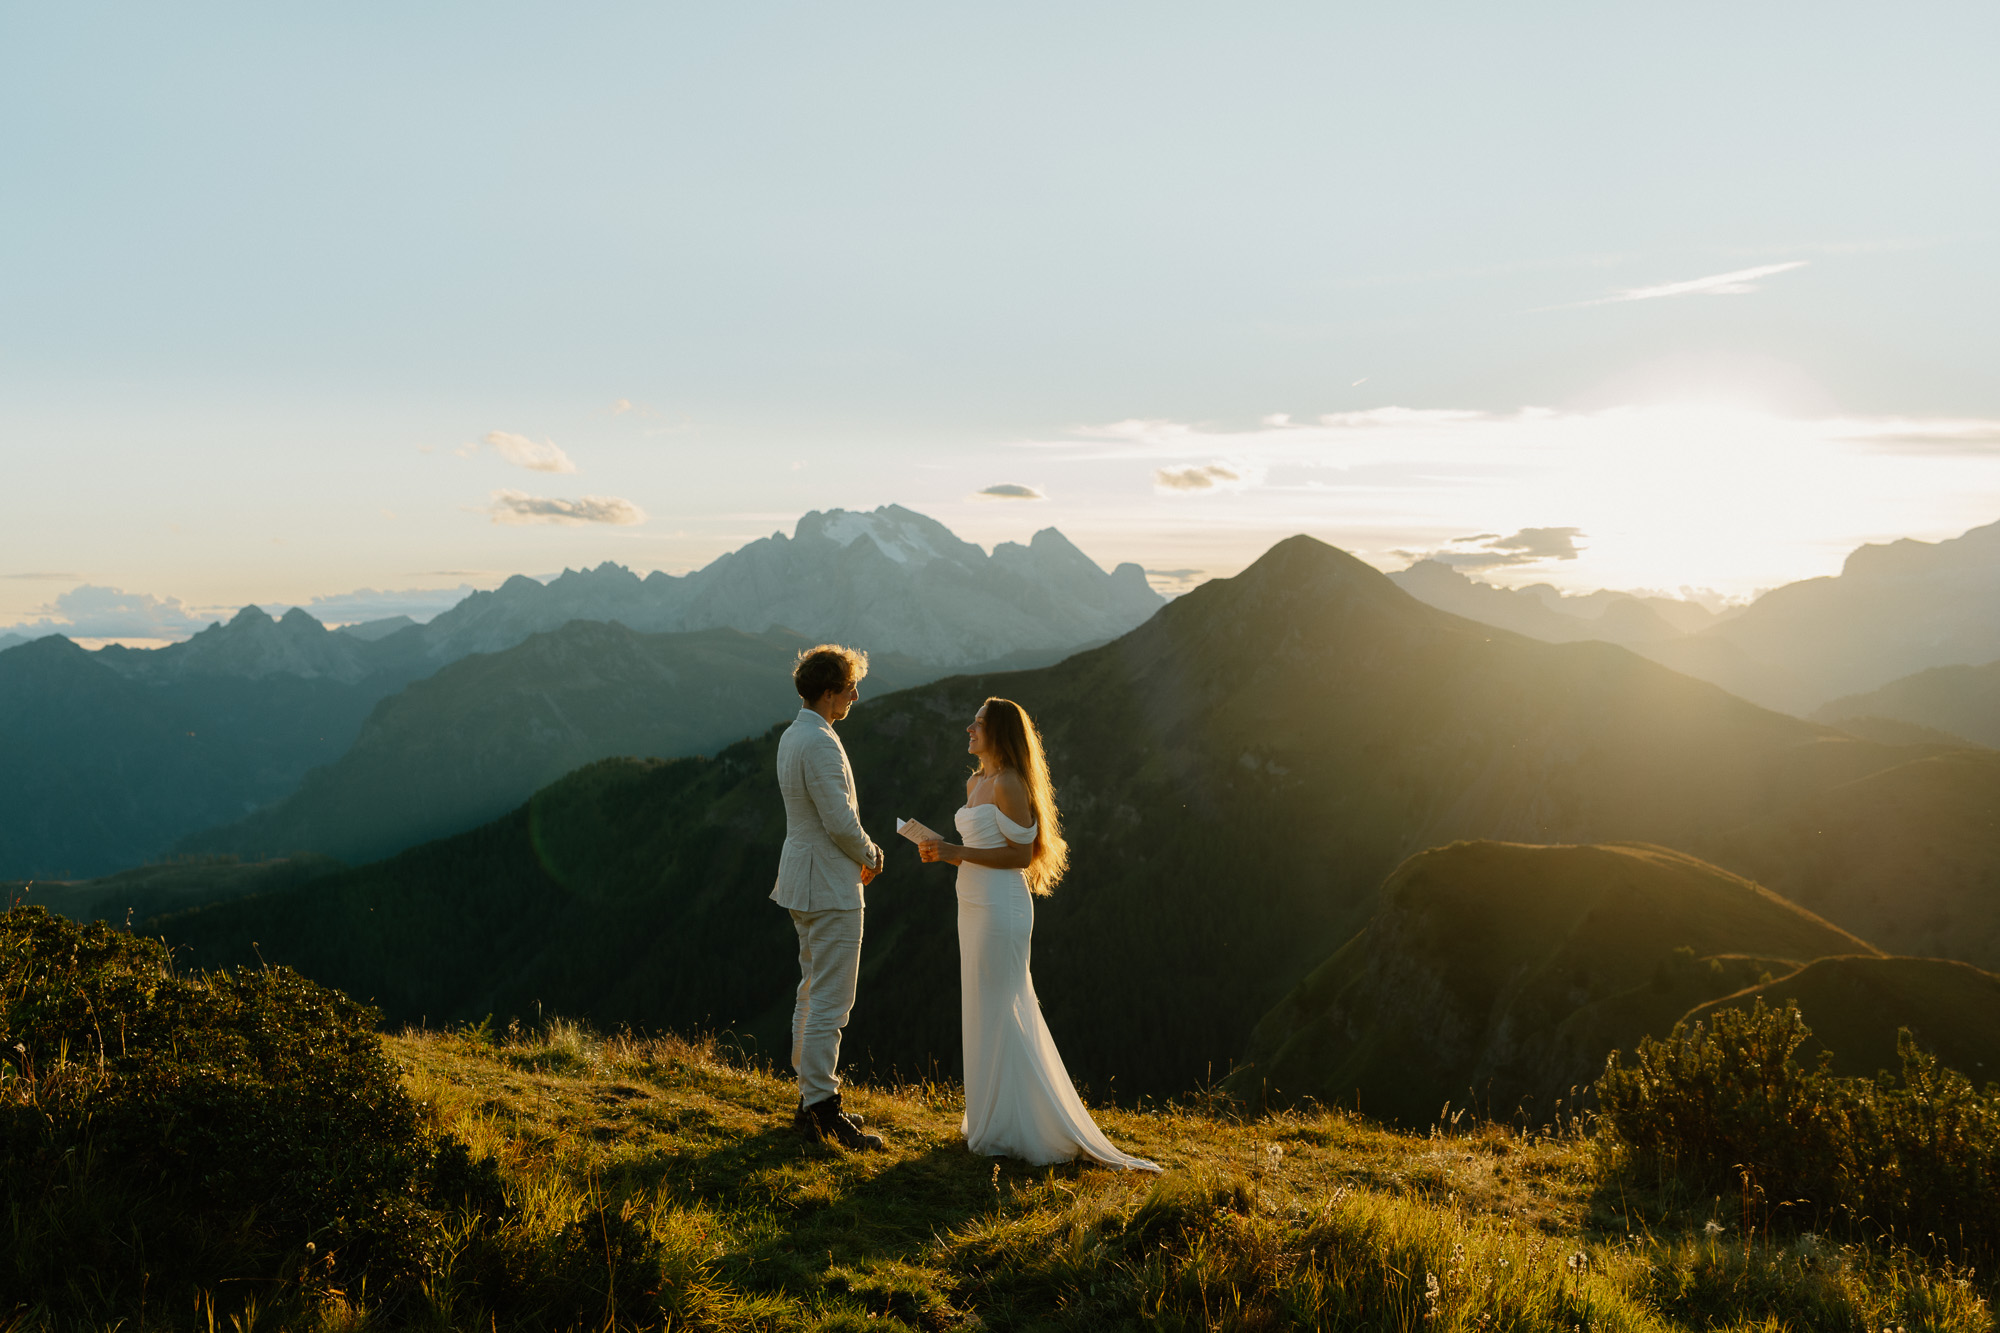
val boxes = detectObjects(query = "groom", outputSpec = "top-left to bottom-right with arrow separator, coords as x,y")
772,644 -> 886,1151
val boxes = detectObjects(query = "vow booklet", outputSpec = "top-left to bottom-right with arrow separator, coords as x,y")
895,817 -> 941,844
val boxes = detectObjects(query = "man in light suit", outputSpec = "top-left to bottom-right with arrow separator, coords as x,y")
773,643 -> 886,1150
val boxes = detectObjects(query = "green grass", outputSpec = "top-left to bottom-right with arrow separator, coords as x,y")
57,1017 -> 1959,1333
8,1003 -> 1993,1329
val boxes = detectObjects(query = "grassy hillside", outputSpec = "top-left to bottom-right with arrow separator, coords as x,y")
346,1021 -> 1986,1332
10,899 -> 1989,1329
1687,955 -> 2000,1080
1227,841 -> 1876,1124
1814,657 -> 2000,749
151,536 -> 1965,1099
1710,749 -> 2000,966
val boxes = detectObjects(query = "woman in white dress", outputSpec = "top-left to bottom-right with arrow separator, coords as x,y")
918,697 -> 1160,1172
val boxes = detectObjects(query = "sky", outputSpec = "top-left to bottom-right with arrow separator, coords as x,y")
5,3 -> 2000,640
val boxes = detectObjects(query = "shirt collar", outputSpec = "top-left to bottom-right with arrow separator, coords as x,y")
798,706 -> 836,735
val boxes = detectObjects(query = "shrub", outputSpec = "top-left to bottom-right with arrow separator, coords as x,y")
1597,999 -> 2000,1259
1,905 -> 504,1324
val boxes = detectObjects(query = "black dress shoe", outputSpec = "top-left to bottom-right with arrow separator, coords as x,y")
805,1094 -> 885,1151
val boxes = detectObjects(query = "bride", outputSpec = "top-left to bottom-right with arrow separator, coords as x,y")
918,697 -> 1160,1172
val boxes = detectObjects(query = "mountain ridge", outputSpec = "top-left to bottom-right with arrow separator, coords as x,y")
147,533 -> 1991,1097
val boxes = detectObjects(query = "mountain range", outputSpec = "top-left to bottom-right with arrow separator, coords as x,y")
0,622 -> 431,878
1813,658 -> 2000,749
144,534 -> 2000,1102
172,622 -> 1057,867
407,505 -> 1161,667
1397,517 -> 2000,715
0,508 -> 1160,878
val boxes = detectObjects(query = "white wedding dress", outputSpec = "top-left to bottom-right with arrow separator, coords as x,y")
953,803 -> 1160,1171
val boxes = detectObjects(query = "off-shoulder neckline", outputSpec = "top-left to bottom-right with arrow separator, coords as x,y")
959,802 -> 1037,834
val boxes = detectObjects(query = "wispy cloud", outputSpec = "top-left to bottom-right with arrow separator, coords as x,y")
1155,464 -> 1241,492
2,571 -> 80,580
1577,260 -> 1810,307
1416,526 -> 1587,568
977,483 -> 1046,500
463,430 -> 578,473
487,489 -> 646,526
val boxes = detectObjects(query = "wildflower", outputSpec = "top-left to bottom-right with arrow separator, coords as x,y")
1704,1219 -> 1724,1237
1567,1251 -> 1588,1273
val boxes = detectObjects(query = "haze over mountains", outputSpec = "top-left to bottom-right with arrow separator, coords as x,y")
172,624 -> 950,867
145,534 -> 2000,1106
0,507 -> 1161,878
1398,518 -> 2000,716
1814,659 -> 2000,749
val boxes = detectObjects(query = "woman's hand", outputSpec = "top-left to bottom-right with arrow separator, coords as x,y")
918,839 -> 963,866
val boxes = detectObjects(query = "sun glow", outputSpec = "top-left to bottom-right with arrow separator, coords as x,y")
1023,404 -> 2000,597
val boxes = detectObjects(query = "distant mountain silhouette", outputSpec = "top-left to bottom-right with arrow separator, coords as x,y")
411,505 -> 1161,667
0,631 -> 426,878
173,622 -> 1032,867
1,510 -> 1154,878
1813,658 -> 2000,749
1394,518 -> 2000,715
1388,562 -> 1717,646
1226,840 -> 1874,1123
150,534 -> 1977,1097
1652,520 -> 2000,712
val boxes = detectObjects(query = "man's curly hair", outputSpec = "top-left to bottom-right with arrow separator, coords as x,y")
793,644 -> 870,704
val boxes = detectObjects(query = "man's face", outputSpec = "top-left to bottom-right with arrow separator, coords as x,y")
824,679 -> 860,721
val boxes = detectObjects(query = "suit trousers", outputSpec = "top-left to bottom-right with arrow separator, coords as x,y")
788,906 -> 863,1106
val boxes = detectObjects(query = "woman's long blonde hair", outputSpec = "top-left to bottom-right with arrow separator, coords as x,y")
980,697 -> 1069,896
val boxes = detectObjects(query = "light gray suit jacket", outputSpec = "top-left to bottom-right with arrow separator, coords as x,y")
771,708 -> 882,912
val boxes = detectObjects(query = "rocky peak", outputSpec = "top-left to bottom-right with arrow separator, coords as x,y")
796,505 -> 986,571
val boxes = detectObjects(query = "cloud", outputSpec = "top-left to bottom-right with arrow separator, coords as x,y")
487,489 -> 647,526
0,585 -> 210,639
977,483 -> 1046,500
1155,464 -> 1241,492
1591,261 -> 1810,306
472,431 -> 578,473
609,398 -> 635,415
276,584 -> 481,626
485,430 -> 578,473
1431,527 -> 1587,568
2,571 -> 80,580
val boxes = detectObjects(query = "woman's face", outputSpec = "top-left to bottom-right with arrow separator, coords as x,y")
966,707 -> 989,758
